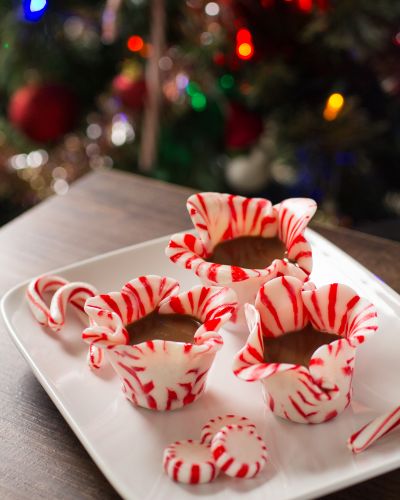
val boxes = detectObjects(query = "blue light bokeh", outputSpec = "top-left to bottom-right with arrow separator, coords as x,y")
23,0 -> 48,22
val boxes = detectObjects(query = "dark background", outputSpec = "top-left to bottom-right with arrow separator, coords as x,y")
0,0 -> 399,240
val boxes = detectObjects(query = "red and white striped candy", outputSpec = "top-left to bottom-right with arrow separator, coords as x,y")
166,193 -> 316,285
83,275 -> 180,346
275,197 -> 316,251
233,276 -> 378,424
27,275 -> 98,331
88,342 -> 104,370
83,276 -> 238,410
27,275 -> 69,326
166,193 -> 315,332
211,424 -> 268,479
159,284 -> 238,342
348,406 -> 400,454
200,415 -> 256,445
163,439 -> 218,484
26,274 -> 102,369
48,281 -> 100,332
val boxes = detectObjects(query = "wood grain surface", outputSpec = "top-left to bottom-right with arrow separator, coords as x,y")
0,170 -> 398,499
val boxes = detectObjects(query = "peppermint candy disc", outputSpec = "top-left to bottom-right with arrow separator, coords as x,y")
163,439 -> 218,484
211,424 -> 268,479
200,414 -> 256,445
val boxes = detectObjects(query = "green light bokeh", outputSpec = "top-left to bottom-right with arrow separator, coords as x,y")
186,82 -> 199,97
191,93 -> 207,111
220,74 -> 234,89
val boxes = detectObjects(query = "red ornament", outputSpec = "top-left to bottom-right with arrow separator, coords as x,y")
224,103 -> 263,149
112,74 -> 147,111
8,83 -> 78,143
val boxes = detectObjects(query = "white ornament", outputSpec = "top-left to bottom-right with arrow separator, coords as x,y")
225,148 -> 270,192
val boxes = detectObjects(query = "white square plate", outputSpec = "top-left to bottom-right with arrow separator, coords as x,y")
2,229 -> 400,500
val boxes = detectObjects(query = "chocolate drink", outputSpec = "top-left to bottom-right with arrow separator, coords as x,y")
126,311 -> 201,345
207,236 -> 286,269
263,324 -> 341,366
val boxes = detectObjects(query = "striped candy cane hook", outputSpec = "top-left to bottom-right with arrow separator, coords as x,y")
26,274 -> 102,369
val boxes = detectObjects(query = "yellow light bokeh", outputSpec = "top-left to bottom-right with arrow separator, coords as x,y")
237,42 -> 253,59
327,93 -> 344,110
323,92 -> 345,121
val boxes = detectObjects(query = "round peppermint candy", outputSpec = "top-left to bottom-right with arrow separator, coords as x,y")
163,439 -> 218,484
200,414 -> 256,445
211,424 -> 268,479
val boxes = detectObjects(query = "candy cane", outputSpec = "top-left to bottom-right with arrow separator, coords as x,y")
27,275 -> 69,326
48,282 -> 99,332
26,274 -> 102,369
348,406 -> 400,454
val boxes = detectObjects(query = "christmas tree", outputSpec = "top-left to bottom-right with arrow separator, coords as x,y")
1,0 -> 400,230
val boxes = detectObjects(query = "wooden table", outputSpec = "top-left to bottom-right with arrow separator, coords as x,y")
0,170 -> 399,499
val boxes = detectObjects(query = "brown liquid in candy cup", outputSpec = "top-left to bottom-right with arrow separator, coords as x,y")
233,276 -> 378,424
82,275 -> 238,411
165,192 -> 317,333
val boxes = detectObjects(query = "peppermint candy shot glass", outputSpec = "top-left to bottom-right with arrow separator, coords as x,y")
233,276 -> 378,424
165,192 -> 316,332
82,275 -> 237,411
